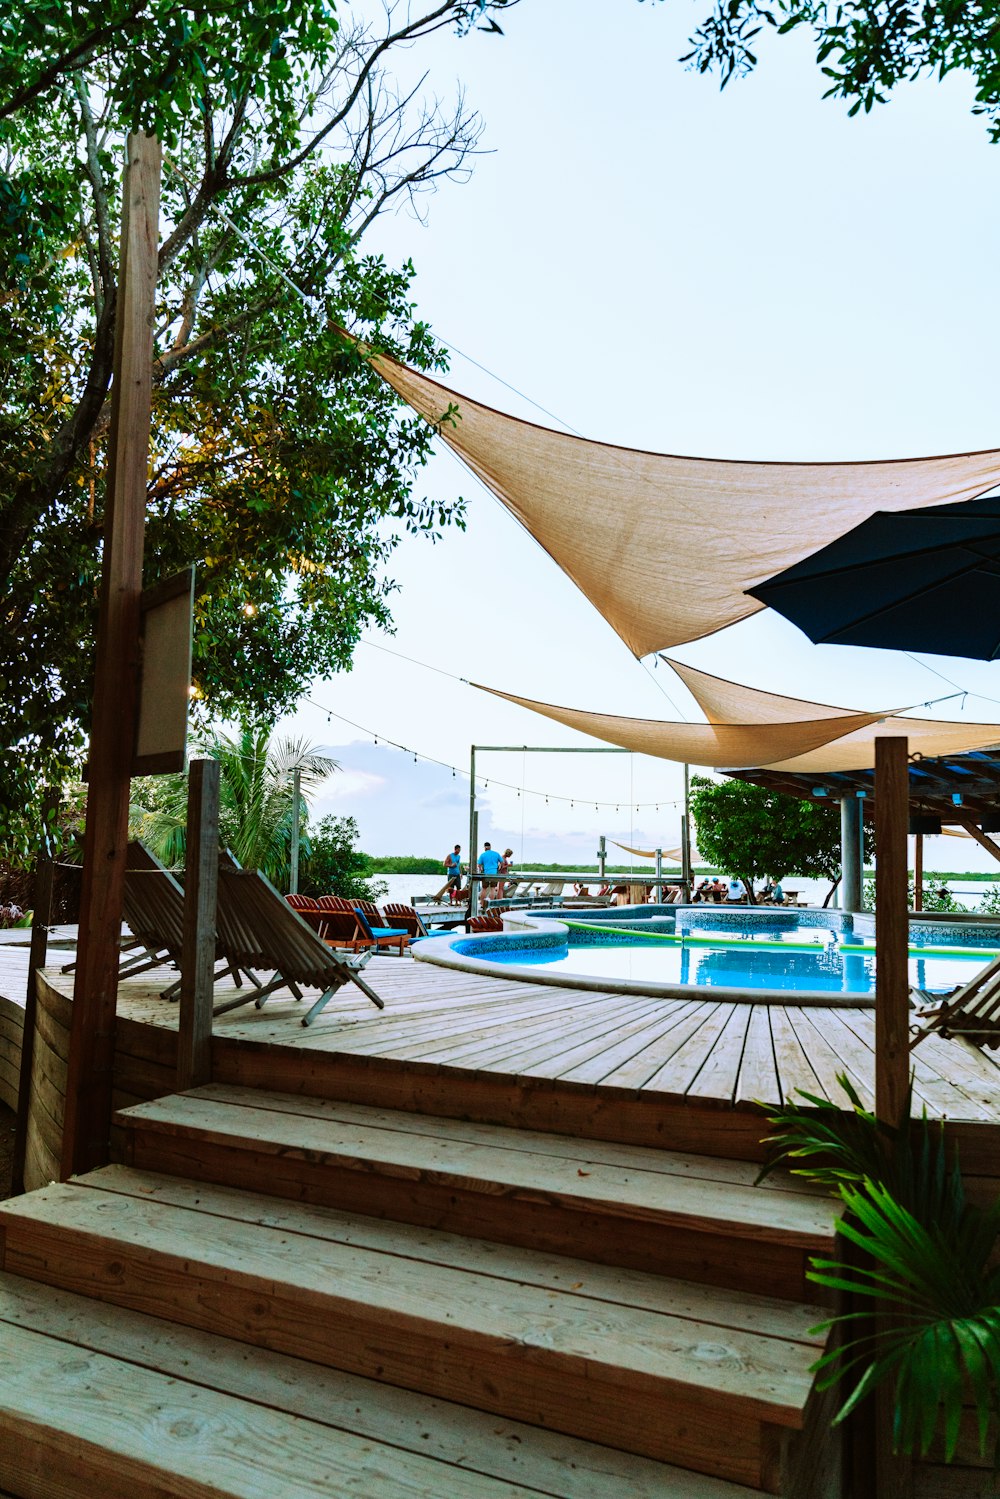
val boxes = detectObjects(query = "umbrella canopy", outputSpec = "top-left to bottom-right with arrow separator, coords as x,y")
747,494 -> 1000,659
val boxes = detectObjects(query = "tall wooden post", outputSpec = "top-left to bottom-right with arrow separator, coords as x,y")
11,791 -> 59,1195
874,736 -> 910,1130
176,759 -> 220,1091
874,735 -> 912,1499
61,132 -> 161,1178
913,832 -> 923,912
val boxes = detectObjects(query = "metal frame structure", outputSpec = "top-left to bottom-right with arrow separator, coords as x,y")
466,745 -> 692,914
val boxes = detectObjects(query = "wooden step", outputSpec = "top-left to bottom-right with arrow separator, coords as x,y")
0,1166 -> 831,1491
114,1085 -> 839,1300
0,1273 -> 765,1499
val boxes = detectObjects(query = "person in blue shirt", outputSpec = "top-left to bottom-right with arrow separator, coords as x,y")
433,844 -> 463,902
477,842 -> 503,910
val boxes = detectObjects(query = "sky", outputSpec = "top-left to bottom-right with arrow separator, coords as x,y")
280,0 -> 1000,869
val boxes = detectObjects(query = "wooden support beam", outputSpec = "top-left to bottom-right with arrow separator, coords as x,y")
957,820 -> 1000,866
11,792 -> 59,1195
176,759 -> 220,1092
61,132 -> 161,1178
875,736 -> 909,1132
912,832 -> 922,912
875,736 -> 913,1499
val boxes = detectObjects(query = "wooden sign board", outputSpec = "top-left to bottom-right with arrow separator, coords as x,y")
134,566 -> 194,775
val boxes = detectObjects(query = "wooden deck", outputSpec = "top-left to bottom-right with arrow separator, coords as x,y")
4,938 -> 1000,1186
108,952 -> 1000,1120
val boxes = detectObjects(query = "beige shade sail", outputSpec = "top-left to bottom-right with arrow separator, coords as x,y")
611,840 -> 701,863
370,348 -> 1000,656
473,683 -> 888,769
660,656 -> 1000,771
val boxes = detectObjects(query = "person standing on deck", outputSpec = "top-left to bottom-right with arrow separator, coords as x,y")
433,844 -> 463,903
477,841 -> 503,910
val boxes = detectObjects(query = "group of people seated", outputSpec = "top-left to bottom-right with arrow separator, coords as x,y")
692,876 -> 786,905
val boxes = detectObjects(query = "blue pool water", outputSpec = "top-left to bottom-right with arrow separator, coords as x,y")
456,914 -> 1000,996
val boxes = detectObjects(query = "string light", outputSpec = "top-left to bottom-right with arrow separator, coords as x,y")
303,696 -> 685,811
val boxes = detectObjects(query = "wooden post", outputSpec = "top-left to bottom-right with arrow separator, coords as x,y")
61,132 -> 161,1178
11,791 -> 59,1195
874,735 -> 912,1499
875,735 -> 910,1130
176,759 -> 220,1091
913,832 -> 923,912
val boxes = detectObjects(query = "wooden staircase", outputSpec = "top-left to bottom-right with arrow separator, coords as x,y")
0,1083 -> 844,1498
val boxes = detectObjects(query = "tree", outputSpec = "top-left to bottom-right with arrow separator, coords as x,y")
300,813 -> 387,902
667,0 -> 1000,142
0,0 -> 516,856
131,723 -> 337,883
690,774 -> 875,901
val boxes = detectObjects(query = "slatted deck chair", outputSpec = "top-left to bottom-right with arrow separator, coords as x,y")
110,843 -> 259,1002
383,903 -> 429,938
213,867 -> 383,1025
911,952 -> 1000,1051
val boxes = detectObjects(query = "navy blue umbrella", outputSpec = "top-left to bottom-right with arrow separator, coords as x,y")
746,493 -> 1000,660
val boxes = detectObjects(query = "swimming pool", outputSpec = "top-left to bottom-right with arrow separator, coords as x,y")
413,905 -> 1000,1005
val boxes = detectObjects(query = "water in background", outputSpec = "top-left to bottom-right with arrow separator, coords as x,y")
370,872 -> 1000,912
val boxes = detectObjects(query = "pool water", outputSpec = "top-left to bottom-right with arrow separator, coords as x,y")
476,935 -> 992,995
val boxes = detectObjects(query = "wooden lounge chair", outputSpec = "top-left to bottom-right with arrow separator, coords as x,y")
911,952 -> 1000,1050
469,913 -> 504,932
352,906 -> 409,956
383,902 -> 429,938
284,894 -> 328,935
315,908 -> 369,952
213,867 -> 384,1025
113,842 -> 258,1001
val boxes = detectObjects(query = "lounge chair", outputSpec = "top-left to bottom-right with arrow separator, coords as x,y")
352,906 -> 409,956
383,902 -> 429,938
911,952 -> 1000,1051
112,842 -> 258,1000
469,913 -> 504,932
212,867 -> 383,1025
315,908 -> 369,952
284,894 -> 328,935
531,882 -> 565,906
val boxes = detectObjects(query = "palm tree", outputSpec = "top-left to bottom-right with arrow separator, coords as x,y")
132,723 -> 337,886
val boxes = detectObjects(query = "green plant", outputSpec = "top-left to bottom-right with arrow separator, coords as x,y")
300,815 -> 387,904
131,723 -> 336,885
862,878 -> 962,913
760,1076 -> 1000,1462
691,776 -> 875,903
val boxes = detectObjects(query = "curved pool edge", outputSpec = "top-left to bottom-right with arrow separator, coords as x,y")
412,907 -> 879,1008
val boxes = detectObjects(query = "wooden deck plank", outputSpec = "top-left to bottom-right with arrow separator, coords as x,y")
558,1002 -> 700,1085
599,1004 -> 725,1090
686,1008 -> 752,1104
785,1008 -> 875,1111
119,1094 -> 837,1262
53,1166 -> 831,1368
179,1083 -> 826,1195
642,1006 -> 740,1098
0,1274 -> 757,1499
768,1007 -> 829,1105
734,1008 -> 781,1109
0,1310 -> 541,1498
0,1174 -> 823,1482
